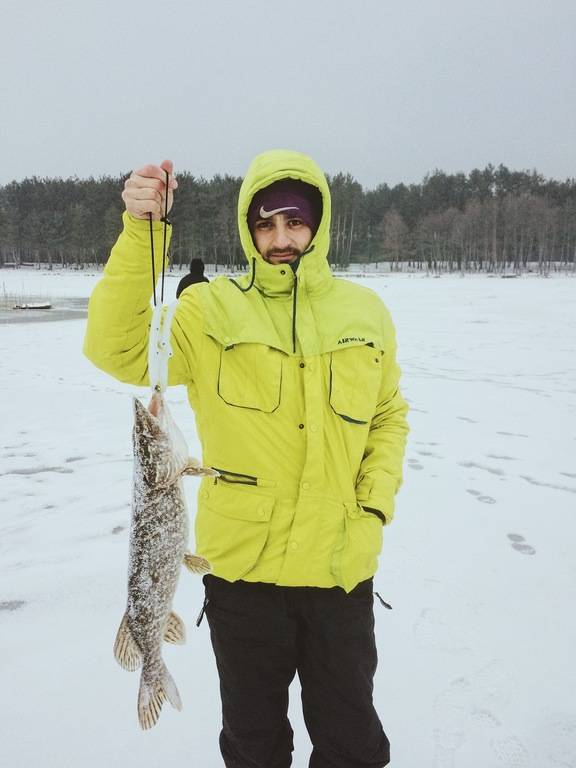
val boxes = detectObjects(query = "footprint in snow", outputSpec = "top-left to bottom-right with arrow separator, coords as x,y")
0,600 -> 26,612
412,608 -> 473,653
507,533 -> 536,556
466,489 -> 497,504
486,454 -> 518,461
519,475 -> 576,495
433,661 -> 517,767
407,459 -> 424,471
491,733 -> 531,767
457,416 -> 478,423
1,466 -> 74,477
460,461 -> 506,477
542,713 -> 576,766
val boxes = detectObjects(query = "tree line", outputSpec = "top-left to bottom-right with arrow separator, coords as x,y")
1,164 -> 575,272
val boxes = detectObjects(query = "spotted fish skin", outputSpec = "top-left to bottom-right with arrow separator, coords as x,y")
113,392 -> 214,730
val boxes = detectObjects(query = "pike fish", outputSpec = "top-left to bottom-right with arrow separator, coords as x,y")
113,391 -> 215,730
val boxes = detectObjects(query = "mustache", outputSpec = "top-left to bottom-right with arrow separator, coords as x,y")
266,247 -> 301,258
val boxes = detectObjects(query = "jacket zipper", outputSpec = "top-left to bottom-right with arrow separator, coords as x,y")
212,467 -> 258,486
290,245 -> 315,355
196,596 -> 209,626
292,273 -> 298,354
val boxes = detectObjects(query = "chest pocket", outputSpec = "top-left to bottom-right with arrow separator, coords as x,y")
217,343 -> 283,412
329,345 -> 384,424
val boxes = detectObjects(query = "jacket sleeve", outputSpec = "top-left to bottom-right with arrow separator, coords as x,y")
83,212 -> 202,387
355,309 -> 409,524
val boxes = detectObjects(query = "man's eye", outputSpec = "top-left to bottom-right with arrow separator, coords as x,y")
288,218 -> 304,227
255,221 -> 272,230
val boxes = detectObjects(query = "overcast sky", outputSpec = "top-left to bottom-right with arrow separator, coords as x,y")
1,0 -> 574,189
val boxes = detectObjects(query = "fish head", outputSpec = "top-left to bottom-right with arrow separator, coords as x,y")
133,393 -> 189,488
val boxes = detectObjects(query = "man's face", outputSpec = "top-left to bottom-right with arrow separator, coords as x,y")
252,213 -> 313,265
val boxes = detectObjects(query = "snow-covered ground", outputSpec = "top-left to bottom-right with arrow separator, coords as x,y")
1,268 -> 575,768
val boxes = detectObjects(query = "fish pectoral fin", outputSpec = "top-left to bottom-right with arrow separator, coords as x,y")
138,663 -> 182,730
113,613 -> 143,671
164,611 -> 186,645
183,551 -> 212,575
182,459 -> 220,477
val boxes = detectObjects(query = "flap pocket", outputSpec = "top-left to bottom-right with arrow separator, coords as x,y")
218,343 -> 283,412
329,344 -> 383,424
195,480 -> 275,581
331,502 -> 383,592
201,479 -> 274,522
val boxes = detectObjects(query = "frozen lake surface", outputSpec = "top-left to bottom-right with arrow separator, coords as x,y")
1,268 -> 575,767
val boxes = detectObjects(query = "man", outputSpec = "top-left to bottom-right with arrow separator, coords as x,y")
176,257 -> 209,298
84,150 -> 409,768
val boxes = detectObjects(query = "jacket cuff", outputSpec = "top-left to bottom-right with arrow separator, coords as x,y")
356,473 -> 396,524
123,211 -> 172,236
361,506 -> 387,525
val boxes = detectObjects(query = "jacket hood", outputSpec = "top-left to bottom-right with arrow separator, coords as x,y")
237,149 -> 333,297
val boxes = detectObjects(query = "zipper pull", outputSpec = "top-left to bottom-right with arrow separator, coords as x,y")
292,273 -> 298,354
374,592 -> 393,610
196,596 -> 209,627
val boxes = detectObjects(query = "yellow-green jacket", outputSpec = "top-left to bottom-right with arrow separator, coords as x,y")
84,149 -> 409,592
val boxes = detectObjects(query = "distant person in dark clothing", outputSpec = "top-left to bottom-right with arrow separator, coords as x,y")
176,258 -> 209,298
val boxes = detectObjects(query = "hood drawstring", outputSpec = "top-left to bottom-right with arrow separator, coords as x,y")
230,258 -> 257,293
228,244 -> 315,355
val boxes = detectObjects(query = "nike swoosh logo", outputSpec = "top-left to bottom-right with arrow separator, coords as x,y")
259,205 -> 299,219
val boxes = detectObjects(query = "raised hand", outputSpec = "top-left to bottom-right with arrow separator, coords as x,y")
122,160 -> 178,220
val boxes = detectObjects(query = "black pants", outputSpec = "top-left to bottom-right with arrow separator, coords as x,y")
203,575 -> 390,768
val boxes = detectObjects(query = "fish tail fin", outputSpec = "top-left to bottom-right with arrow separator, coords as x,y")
137,663 -> 182,730
183,551 -> 212,575
162,663 -> 183,711
114,613 -> 142,671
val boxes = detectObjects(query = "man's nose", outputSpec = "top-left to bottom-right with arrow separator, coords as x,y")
272,223 -> 291,249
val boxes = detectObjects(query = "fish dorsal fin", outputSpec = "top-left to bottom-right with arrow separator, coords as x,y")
113,613 -> 143,671
164,611 -> 186,645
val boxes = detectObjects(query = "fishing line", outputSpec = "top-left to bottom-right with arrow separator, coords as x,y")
161,168 -> 169,303
147,169 -> 174,393
148,169 -> 170,305
149,216 -> 157,307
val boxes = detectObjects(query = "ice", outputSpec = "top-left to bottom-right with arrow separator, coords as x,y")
1,269 -> 575,767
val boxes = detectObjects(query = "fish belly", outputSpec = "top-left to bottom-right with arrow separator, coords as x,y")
127,483 -> 187,657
